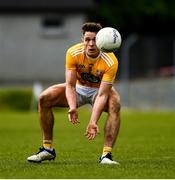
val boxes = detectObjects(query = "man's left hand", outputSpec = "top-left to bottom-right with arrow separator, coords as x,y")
85,122 -> 99,140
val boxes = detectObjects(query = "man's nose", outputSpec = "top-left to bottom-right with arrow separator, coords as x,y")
89,40 -> 95,46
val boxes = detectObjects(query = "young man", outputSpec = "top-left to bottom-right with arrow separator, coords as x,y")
27,22 -> 121,164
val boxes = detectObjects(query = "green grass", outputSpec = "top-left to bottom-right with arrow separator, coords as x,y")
0,108 -> 175,178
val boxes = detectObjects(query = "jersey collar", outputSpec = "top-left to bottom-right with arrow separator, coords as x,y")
86,52 -> 101,61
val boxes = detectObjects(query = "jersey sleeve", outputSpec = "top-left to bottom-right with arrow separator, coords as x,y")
102,61 -> 118,84
65,50 -> 76,70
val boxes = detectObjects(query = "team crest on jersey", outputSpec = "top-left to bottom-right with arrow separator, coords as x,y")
81,73 -> 101,83
77,64 -> 85,68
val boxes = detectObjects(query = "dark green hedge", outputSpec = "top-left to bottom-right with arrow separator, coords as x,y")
0,88 -> 33,111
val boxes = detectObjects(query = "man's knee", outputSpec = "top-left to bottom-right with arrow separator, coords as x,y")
115,100 -> 121,113
38,91 -> 50,108
109,91 -> 121,114
111,101 -> 121,115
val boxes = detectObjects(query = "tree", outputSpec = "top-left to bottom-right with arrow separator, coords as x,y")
89,0 -> 175,38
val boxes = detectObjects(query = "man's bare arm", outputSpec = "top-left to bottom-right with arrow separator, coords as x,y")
65,69 -> 79,124
85,82 -> 112,139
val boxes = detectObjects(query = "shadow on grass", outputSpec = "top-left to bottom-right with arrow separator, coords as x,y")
27,159 -> 98,166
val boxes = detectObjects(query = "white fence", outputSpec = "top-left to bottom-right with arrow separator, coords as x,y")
116,77 -> 175,110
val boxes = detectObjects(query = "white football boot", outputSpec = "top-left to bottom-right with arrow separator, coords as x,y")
27,147 -> 56,163
99,153 -> 120,165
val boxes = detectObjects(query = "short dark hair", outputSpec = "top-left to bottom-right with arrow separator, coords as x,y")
81,22 -> 102,35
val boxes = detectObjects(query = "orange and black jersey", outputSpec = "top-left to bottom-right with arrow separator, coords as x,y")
65,43 -> 118,88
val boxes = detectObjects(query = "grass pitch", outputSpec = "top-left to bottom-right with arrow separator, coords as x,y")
0,108 -> 175,178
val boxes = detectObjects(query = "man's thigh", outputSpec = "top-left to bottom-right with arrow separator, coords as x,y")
41,83 -> 69,107
92,87 -> 120,112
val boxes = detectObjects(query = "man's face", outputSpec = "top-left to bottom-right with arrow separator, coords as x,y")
82,32 -> 100,58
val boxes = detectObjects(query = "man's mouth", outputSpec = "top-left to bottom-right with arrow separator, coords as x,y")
89,48 -> 96,52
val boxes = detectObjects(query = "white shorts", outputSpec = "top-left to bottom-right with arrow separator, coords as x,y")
76,84 -> 98,107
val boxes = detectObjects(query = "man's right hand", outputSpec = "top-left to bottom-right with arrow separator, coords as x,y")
68,109 -> 79,124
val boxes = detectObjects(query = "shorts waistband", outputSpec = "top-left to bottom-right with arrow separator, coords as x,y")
76,84 -> 98,98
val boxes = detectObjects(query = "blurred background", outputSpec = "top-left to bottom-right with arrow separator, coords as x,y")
0,0 -> 175,111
